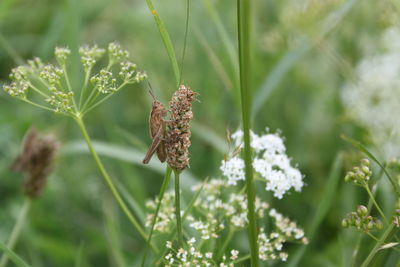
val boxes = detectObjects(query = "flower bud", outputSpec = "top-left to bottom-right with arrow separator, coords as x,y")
357,205 -> 368,216
361,158 -> 370,167
375,220 -> 383,230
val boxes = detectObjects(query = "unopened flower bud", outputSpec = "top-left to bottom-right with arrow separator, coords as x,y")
357,205 -> 368,216
361,158 -> 370,167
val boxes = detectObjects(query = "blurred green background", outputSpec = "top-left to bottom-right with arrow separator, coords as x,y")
1,0 -> 399,266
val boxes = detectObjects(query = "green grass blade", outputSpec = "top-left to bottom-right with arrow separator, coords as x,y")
144,0 -> 180,86
287,153 -> 343,267
61,140 -> 198,189
0,241 -> 30,267
141,166 -> 172,267
192,122 -> 228,154
237,0 -> 259,266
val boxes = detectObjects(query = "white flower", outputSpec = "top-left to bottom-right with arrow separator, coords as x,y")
341,26 -> 400,159
220,157 -> 245,185
222,129 -> 304,198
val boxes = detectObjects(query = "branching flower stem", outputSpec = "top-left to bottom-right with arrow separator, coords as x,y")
74,115 -> 156,251
361,223 -> 397,267
363,184 -> 388,224
0,198 -> 31,267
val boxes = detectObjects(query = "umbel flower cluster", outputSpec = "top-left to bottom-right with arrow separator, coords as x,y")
12,128 -> 58,198
341,27 -> 400,159
163,238 -> 239,267
342,205 -> 383,232
146,178 -> 307,264
220,129 -> 304,198
3,42 -> 146,116
344,158 -> 372,186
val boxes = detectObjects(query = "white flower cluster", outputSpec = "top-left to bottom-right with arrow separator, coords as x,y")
145,191 -> 175,233
163,238 -> 238,267
91,69 -> 117,94
4,66 -> 30,97
146,178 -> 307,263
220,129 -> 304,199
341,27 -> 400,158
79,45 -> 105,71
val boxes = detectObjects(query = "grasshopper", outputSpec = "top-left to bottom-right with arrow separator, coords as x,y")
142,89 -> 168,164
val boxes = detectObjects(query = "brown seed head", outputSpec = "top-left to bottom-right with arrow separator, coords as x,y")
12,128 -> 58,198
165,85 -> 197,171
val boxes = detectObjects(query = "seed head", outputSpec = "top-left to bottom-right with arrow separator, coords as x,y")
12,128 -> 58,198
165,85 -> 197,171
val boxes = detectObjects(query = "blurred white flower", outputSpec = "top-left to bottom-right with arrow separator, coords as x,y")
341,27 -> 400,158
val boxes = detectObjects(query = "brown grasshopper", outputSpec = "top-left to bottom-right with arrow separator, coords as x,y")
142,89 -> 168,164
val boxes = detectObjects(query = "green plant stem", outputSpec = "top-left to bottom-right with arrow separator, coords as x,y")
237,0 -> 259,266
218,227 -> 235,259
62,66 -> 78,111
174,170 -> 184,247
364,185 -> 388,224
141,166 -> 172,267
144,0 -> 180,86
79,69 -> 91,109
0,198 -> 31,267
361,223 -> 397,267
232,254 -> 251,264
74,115 -> 154,250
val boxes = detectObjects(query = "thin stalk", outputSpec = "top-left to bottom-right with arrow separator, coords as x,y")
361,223 -> 397,267
237,0 -> 259,266
83,83 -> 127,114
62,66 -> 78,111
0,198 -> 31,267
78,69 -> 92,109
144,0 -> 180,86
232,254 -> 251,264
366,232 -> 379,242
218,227 -> 235,259
174,170 -> 183,247
141,166 -> 172,267
364,185 -> 388,224
20,99 -> 56,113
74,115 -> 156,250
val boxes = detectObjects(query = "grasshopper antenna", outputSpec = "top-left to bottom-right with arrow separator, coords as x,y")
147,81 -> 157,101
178,0 -> 190,86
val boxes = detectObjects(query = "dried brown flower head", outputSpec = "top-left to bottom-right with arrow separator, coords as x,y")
12,128 -> 58,198
165,85 -> 197,171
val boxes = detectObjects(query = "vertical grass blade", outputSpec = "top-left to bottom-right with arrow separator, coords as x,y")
144,0 -> 181,86
141,166 -> 172,267
237,0 -> 259,266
